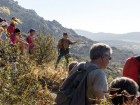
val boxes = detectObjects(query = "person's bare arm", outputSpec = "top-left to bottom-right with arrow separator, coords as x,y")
17,37 -> 28,45
69,40 -> 77,45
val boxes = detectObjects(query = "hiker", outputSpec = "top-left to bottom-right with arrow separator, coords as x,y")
0,27 -> 4,42
55,43 -> 112,105
0,21 -> 9,44
0,18 -> 3,23
123,56 -> 140,91
7,17 -> 21,36
55,33 -> 77,69
10,28 -> 28,54
0,18 -> 6,23
109,77 -> 138,105
26,29 -> 36,54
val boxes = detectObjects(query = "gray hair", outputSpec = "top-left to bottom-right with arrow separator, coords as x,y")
90,43 -> 112,60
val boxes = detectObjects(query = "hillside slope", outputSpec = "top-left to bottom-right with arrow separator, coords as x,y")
0,0 -> 134,64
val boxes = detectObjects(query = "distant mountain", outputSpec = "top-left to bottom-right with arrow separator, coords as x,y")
0,0 -> 134,65
75,29 -> 140,54
75,29 -> 140,42
101,40 -> 140,54
74,29 -> 117,41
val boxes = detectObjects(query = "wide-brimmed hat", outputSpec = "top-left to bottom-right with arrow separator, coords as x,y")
0,21 -> 8,26
11,17 -> 22,24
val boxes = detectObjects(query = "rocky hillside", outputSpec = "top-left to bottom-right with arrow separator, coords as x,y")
0,0 -> 134,65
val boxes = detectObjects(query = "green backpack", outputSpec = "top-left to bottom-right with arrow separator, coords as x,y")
55,62 -> 98,105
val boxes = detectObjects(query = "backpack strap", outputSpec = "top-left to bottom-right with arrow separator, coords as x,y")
61,38 -> 64,49
70,62 -> 99,105
60,38 -> 69,50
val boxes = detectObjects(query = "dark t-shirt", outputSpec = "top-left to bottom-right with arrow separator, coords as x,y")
58,38 -> 73,50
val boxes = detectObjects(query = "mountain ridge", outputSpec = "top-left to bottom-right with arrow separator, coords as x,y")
75,29 -> 140,42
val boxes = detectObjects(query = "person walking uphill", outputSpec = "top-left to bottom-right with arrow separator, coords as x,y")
55,33 -> 77,69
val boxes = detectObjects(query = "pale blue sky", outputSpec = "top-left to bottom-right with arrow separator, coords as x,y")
17,0 -> 140,34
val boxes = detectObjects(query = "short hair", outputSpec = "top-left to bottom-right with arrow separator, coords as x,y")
109,77 -> 138,105
0,18 -> 3,23
68,61 -> 78,73
29,28 -> 36,33
90,43 -> 112,60
63,33 -> 68,36
14,28 -> 20,33
11,17 -> 18,21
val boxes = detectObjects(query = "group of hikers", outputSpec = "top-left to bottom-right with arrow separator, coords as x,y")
1,17 -> 140,105
0,17 -> 36,54
54,33 -> 140,105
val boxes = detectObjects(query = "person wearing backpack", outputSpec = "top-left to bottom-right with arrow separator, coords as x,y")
55,43 -> 112,105
55,33 -> 77,69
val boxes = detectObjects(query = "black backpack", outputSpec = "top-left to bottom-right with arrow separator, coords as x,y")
55,62 -> 98,105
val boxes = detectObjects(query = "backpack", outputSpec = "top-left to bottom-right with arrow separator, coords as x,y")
55,62 -> 98,105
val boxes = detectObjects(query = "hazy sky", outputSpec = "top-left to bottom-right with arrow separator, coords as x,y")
17,0 -> 140,34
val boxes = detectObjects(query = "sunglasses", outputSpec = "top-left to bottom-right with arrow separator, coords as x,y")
104,54 -> 112,60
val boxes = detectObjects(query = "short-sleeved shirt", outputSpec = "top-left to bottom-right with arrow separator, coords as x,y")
7,24 -> 15,35
58,38 -> 73,50
87,68 -> 108,99
69,62 -> 108,100
123,57 -> 140,83
27,35 -> 33,44
27,35 -> 34,49
1,32 -> 7,41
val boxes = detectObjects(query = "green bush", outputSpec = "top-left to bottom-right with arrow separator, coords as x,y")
31,34 -> 56,65
0,43 -> 54,105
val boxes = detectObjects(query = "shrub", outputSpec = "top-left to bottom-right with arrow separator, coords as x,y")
0,44 -> 54,105
31,34 -> 56,65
